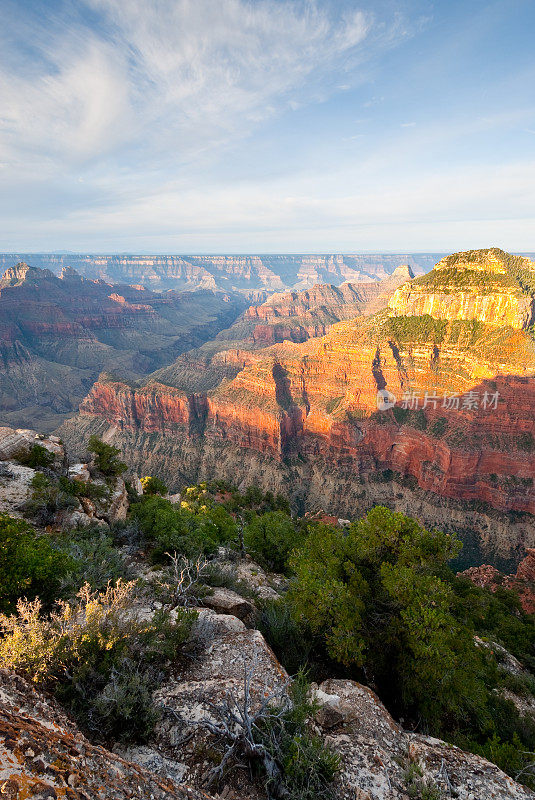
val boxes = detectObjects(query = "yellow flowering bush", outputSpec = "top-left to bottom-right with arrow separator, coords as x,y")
0,579 -> 195,742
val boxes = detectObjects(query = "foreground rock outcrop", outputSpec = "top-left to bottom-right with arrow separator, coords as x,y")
0,669 -> 214,800
115,589 -> 534,800
0,425 -> 127,528
1,544 -> 534,800
314,678 -> 533,800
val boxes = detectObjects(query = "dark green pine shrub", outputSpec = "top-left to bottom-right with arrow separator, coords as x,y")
88,436 -> 127,476
0,514 -> 73,613
15,443 -> 56,469
243,511 -> 301,573
280,506 -> 535,788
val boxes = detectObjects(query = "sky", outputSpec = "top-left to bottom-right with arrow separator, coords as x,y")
1,0 -> 534,253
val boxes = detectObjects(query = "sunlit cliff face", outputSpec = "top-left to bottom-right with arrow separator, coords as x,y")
72,250 -> 535,539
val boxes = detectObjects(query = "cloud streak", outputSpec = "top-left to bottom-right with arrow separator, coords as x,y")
0,0 -> 374,171
1,0 -> 534,252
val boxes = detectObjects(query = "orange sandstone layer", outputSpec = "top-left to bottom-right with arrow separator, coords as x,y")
81,346 -> 535,518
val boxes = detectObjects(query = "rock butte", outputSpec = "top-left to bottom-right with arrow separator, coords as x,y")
61,249 -> 535,564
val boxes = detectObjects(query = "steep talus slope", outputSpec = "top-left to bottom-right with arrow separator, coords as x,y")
0,263 -> 247,430
62,249 -> 535,564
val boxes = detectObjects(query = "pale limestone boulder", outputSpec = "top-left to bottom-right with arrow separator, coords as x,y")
0,427 -> 33,461
113,744 -> 188,786
0,463 -> 36,518
191,607 -> 247,637
408,735 -> 534,800
202,587 -> 255,621
217,555 -> 283,601
313,678 -> 534,800
106,477 -> 129,523
0,426 -> 64,463
148,626 -> 287,788
55,507 -> 101,530
132,474 -> 143,496
68,462 -> 91,482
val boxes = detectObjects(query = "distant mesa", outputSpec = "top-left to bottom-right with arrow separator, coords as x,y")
0,261 -> 54,287
388,247 -> 535,329
0,252 -> 445,293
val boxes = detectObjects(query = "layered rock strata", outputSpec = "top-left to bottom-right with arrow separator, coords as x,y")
0,253 -> 437,292
0,263 -> 247,430
63,249 -> 535,564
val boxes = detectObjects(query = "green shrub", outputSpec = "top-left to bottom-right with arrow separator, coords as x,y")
58,475 -> 109,500
284,507 -> 535,786
25,472 -> 78,525
411,409 -> 428,430
140,476 -> 168,495
0,581 -> 195,743
213,483 -> 291,516
131,495 -> 238,562
258,599 -> 313,675
244,511 -> 301,573
15,443 -> 56,469
403,762 -> 442,800
260,672 -> 340,800
518,432 -> 535,452
203,563 -> 256,599
88,436 -> 127,476
287,508 -> 490,731
52,526 -> 130,595
86,658 -> 161,742
0,514 -> 72,613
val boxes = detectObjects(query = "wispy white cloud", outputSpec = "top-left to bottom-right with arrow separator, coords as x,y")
0,0 -> 375,172
0,38 -> 131,166
1,0 -> 534,253
6,157 -> 535,252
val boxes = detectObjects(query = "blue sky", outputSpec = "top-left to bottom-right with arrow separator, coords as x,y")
1,0 -> 534,252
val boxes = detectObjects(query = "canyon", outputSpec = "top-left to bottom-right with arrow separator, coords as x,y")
60,248 -> 535,567
0,252 -> 438,292
0,262 -> 247,430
